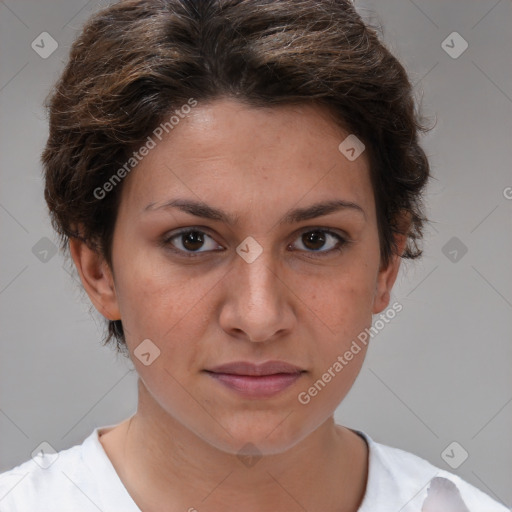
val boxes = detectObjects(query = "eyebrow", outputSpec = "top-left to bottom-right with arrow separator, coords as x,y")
143,198 -> 366,225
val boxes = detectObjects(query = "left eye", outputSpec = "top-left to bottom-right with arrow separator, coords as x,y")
162,228 -> 347,257
289,229 -> 347,255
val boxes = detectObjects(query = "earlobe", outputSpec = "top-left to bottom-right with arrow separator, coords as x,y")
372,215 -> 410,315
372,250 -> 400,315
69,236 -> 121,321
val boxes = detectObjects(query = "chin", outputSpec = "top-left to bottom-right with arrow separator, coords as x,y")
197,416 -> 310,457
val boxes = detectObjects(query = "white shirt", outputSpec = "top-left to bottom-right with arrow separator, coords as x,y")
0,424 -> 507,511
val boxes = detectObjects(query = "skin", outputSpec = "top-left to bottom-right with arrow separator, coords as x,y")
70,98 -> 409,512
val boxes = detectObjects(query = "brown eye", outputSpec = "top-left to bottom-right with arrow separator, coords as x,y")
163,229 -> 222,256
302,231 -> 327,251
181,231 -> 205,251
290,229 -> 347,256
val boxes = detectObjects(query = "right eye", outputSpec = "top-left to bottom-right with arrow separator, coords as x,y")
161,228 -> 224,257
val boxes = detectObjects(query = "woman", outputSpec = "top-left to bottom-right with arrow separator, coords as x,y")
0,0 -> 506,510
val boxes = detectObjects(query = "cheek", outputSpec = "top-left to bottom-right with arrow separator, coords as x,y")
112,249 -> 217,352
295,272 -> 374,414
299,262 -> 376,341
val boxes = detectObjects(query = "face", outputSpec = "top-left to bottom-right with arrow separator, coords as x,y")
73,98 -> 405,455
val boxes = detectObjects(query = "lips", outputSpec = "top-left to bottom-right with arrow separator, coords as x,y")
205,360 -> 305,376
204,361 -> 306,399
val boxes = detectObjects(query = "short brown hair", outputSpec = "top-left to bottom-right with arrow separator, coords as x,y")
42,0 -> 432,354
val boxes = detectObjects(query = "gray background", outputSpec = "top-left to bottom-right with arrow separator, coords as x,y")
1,0 -> 511,507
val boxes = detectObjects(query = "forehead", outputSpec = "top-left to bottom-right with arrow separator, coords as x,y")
118,98 -> 374,221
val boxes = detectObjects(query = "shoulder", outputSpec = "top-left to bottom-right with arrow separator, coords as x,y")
0,436 -> 102,512
355,430 -> 509,512
0,427 -> 139,512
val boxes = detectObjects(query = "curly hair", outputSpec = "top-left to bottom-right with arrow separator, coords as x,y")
41,0 -> 433,355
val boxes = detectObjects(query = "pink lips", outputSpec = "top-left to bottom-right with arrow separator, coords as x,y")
204,360 -> 306,399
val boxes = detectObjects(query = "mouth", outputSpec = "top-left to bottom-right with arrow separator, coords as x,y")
203,361 -> 306,399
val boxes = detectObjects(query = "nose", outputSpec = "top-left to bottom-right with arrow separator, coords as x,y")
218,247 -> 295,343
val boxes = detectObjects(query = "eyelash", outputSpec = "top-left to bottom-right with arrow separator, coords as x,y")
160,227 -> 351,259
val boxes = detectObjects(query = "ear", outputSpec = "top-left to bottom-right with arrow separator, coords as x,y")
69,235 -> 121,321
372,212 -> 411,315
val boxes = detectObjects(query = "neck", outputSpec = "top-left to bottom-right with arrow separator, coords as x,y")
105,379 -> 368,512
